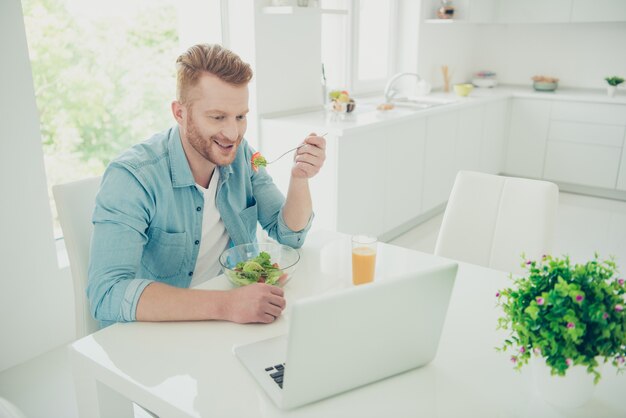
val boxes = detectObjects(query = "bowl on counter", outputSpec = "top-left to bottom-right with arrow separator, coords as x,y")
454,83 -> 474,97
533,81 -> 558,92
472,78 -> 498,88
219,242 -> 300,287
329,99 -> 356,113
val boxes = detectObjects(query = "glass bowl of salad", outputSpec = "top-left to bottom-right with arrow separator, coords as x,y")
219,242 -> 300,287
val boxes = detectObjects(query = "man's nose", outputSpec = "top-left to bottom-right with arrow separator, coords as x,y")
221,119 -> 238,141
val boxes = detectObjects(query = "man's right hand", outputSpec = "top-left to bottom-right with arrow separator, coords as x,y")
225,283 -> 286,324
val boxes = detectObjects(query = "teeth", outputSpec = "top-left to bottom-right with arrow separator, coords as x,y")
215,140 -> 232,148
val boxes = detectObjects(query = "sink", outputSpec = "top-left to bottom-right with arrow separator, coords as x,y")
390,96 -> 457,110
402,96 -> 459,105
393,101 -> 436,110
344,95 -> 457,117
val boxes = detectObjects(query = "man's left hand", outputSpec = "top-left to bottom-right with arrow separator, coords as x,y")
291,133 -> 326,179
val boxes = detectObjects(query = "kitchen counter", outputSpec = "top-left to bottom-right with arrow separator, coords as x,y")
261,85 -> 626,135
260,84 -> 626,240
472,85 -> 626,104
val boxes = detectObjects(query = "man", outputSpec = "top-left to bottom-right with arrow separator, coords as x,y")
87,44 -> 326,327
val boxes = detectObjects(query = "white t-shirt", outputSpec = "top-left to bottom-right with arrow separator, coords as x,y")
191,169 -> 230,287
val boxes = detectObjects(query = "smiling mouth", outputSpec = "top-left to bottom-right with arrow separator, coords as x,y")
214,139 -> 234,150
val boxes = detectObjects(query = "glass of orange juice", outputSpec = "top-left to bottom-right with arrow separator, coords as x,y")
351,235 -> 377,285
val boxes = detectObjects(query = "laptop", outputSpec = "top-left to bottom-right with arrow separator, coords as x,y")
233,262 -> 458,410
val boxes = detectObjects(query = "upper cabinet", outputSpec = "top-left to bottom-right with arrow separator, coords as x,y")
497,0 -> 572,23
466,0 -> 498,23
570,0 -> 626,23
425,0 -> 626,24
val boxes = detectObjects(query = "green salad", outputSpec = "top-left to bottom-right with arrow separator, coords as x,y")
231,251 -> 284,286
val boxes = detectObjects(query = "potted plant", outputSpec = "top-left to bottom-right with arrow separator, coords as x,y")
605,76 -> 624,97
496,254 -> 625,405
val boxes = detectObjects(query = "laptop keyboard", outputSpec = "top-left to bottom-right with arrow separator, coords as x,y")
264,363 -> 286,389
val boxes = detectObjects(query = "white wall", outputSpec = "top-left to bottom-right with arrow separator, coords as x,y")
474,22 -> 626,89
378,1 -> 479,93
395,0 -> 479,90
395,0 -> 421,74
400,1 -> 626,91
413,16 -> 626,91
0,0 -> 74,372
417,23 -> 480,89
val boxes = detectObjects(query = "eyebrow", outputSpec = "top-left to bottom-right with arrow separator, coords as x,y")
204,108 -> 249,116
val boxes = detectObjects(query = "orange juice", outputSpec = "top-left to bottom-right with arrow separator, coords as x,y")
352,246 -> 376,285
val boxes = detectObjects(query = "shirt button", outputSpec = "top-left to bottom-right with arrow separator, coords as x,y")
195,240 -> 200,245
196,206 -> 202,212
188,272 -> 193,276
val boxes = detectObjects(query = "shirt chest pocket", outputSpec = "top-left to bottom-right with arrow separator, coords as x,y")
239,198 -> 258,243
142,227 -> 187,279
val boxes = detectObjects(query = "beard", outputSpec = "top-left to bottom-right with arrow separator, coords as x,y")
184,110 -> 242,167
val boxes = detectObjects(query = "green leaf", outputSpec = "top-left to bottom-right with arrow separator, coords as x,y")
495,253 -> 625,383
525,304 -> 540,321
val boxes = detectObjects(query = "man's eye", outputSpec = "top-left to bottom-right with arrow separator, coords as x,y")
211,116 -> 224,121
236,115 -> 247,121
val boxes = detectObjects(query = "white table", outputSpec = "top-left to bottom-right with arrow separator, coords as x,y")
69,230 -> 626,417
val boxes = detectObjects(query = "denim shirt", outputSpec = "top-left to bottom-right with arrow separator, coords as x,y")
87,126 -> 312,327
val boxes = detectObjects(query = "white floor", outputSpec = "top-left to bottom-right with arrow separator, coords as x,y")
1,192 -> 625,418
390,192 -> 626,266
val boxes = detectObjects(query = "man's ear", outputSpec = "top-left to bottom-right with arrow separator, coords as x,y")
171,100 -> 185,124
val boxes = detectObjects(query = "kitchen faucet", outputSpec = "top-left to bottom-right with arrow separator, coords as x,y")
384,72 -> 422,104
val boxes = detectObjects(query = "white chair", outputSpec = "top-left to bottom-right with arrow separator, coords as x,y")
434,171 -> 559,274
54,177 -> 158,418
53,176 -> 102,338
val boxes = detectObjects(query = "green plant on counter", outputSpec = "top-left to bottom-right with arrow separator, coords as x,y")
605,76 -> 625,86
496,254 -> 626,384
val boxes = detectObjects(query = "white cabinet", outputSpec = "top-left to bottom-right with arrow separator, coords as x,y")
504,99 -> 551,179
551,101 -> 626,125
480,100 -> 508,174
336,132 -> 387,237
382,119 -> 427,233
498,0 -> 572,23
455,105 -> 484,173
543,101 -> 626,189
422,111 -> 459,213
543,142 -> 621,188
261,115 -> 430,238
422,101 -> 506,214
571,0 -> 626,22
336,120 -> 428,237
428,0 -> 626,23
504,98 -> 626,193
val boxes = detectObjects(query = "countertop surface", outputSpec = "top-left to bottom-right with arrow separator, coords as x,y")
69,230 -> 626,418
261,85 -> 626,135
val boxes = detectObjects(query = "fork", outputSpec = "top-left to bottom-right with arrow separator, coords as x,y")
266,132 -> 328,164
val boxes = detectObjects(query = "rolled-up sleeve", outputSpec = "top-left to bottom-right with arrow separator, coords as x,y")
275,206 -> 314,248
87,164 -> 154,324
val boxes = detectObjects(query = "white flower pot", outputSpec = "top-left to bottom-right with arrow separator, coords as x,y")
531,357 -> 597,408
607,85 -> 617,97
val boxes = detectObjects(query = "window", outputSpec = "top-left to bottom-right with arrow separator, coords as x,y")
321,0 -> 350,94
22,0 -> 222,237
321,0 -> 398,96
351,0 -> 398,94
